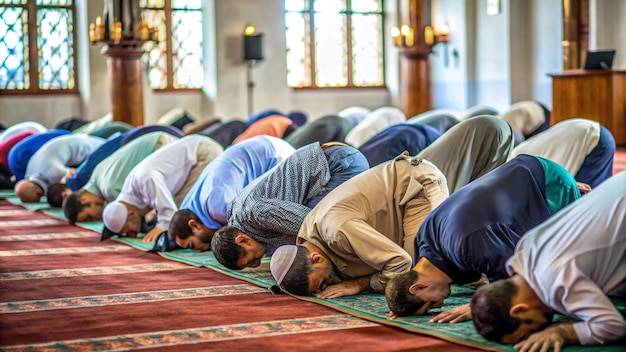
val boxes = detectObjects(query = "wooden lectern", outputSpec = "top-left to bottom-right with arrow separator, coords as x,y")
549,69 -> 626,145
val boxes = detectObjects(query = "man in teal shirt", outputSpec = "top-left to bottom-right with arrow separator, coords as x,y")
61,131 -> 179,223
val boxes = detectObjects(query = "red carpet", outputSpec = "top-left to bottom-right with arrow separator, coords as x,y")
614,148 -> 626,174
0,200 -> 480,351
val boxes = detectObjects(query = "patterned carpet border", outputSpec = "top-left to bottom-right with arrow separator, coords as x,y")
1,314 -> 377,352
110,233 -> 626,351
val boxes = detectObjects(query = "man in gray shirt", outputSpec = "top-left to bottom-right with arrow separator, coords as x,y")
471,172 -> 626,350
211,142 -> 369,270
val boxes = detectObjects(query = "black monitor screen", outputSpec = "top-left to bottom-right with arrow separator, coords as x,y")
583,50 -> 616,70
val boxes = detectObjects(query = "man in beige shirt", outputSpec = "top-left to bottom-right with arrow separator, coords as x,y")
270,153 -> 449,298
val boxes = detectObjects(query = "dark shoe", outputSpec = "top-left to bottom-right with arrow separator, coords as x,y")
152,231 -> 181,252
100,226 -> 118,242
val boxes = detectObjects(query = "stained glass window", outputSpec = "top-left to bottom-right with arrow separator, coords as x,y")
0,0 -> 76,93
285,0 -> 385,88
140,0 -> 203,90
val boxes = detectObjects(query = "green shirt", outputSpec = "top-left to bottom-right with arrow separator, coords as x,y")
536,156 -> 581,215
83,132 -> 177,201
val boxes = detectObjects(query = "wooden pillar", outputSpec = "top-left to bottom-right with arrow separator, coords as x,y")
400,0 -> 434,118
562,0 -> 589,70
104,46 -> 144,127
578,0 -> 589,63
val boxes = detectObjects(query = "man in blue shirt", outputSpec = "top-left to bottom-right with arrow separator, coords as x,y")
169,136 -> 295,251
211,142 -> 369,270
8,129 -> 69,181
385,155 -> 581,323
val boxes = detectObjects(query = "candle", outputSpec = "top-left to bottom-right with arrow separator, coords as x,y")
89,23 -> 96,42
138,20 -> 149,41
112,21 -> 122,44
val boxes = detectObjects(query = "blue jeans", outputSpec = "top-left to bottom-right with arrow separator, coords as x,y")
306,145 -> 369,208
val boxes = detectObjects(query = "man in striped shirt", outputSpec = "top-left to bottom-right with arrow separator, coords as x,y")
211,142 -> 369,270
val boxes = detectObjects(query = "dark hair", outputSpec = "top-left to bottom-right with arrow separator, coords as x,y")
211,226 -> 246,270
62,190 -> 87,224
0,164 -> 15,189
168,209 -> 197,241
279,245 -> 314,296
471,279 -> 522,342
47,182 -> 69,207
282,123 -> 297,139
385,270 -> 426,317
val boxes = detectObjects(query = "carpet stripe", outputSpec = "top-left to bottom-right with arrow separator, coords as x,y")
0,219 -> 64,227
0,284 -> 267,313
0,209 -> 32,216
0,232 -> 95,241
0,262 -> 190,281
0,245 -> 133,257
1,314 -> 378,351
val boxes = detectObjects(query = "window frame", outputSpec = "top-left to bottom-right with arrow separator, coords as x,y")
286,0 -> 387,90
0,0 -> 78,95
141,0 -> 203,93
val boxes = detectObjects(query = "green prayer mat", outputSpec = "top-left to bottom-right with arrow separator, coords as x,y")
3,194 -> 54,211
2,191 -> 623,352
1,194 -> 105,233
0,189 -> 16,198
111,236 -> 626,352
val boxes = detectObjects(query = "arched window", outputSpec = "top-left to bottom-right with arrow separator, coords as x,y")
0,0 -> 77,94
285,0 -> 385,89
140,0 -> 203,91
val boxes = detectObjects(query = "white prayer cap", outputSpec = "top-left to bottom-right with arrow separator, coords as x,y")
102,201 -> 127,234
270,245 -> 298,285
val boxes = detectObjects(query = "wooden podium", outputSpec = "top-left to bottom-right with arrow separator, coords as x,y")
549,69 -> 626,145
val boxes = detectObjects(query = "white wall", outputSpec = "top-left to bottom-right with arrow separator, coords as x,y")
591,0 -> 626,69
435,0 -> 563,111
431,0 -> 469,112
472,0 -> 511,111
509,0 -> 533,103
530,0 -> 563,108
0,96 -> 82,128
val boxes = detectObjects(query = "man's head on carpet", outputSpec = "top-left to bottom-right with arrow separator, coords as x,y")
471,278 -> 554,344
211,226 -> 266,270
102,201 -> 142,236
270,245 -> 342,296
385,269 -> 449,317
14,180 -> 44,203
46,182 -> 71,207
169,209 -> 214,252
63,190 -> 105,223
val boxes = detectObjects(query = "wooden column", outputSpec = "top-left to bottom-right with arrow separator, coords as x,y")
400,0 -> 434,118
103,45 -> 144,127
562,0 -> 589,70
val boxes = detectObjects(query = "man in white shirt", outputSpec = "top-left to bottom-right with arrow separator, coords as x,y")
344,106 -> 406,148
510,118 -> 615,188
501,100 -> 550,140
470,172 -> 626,350
14,134 -> 104,202
102,135 -> 223,242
